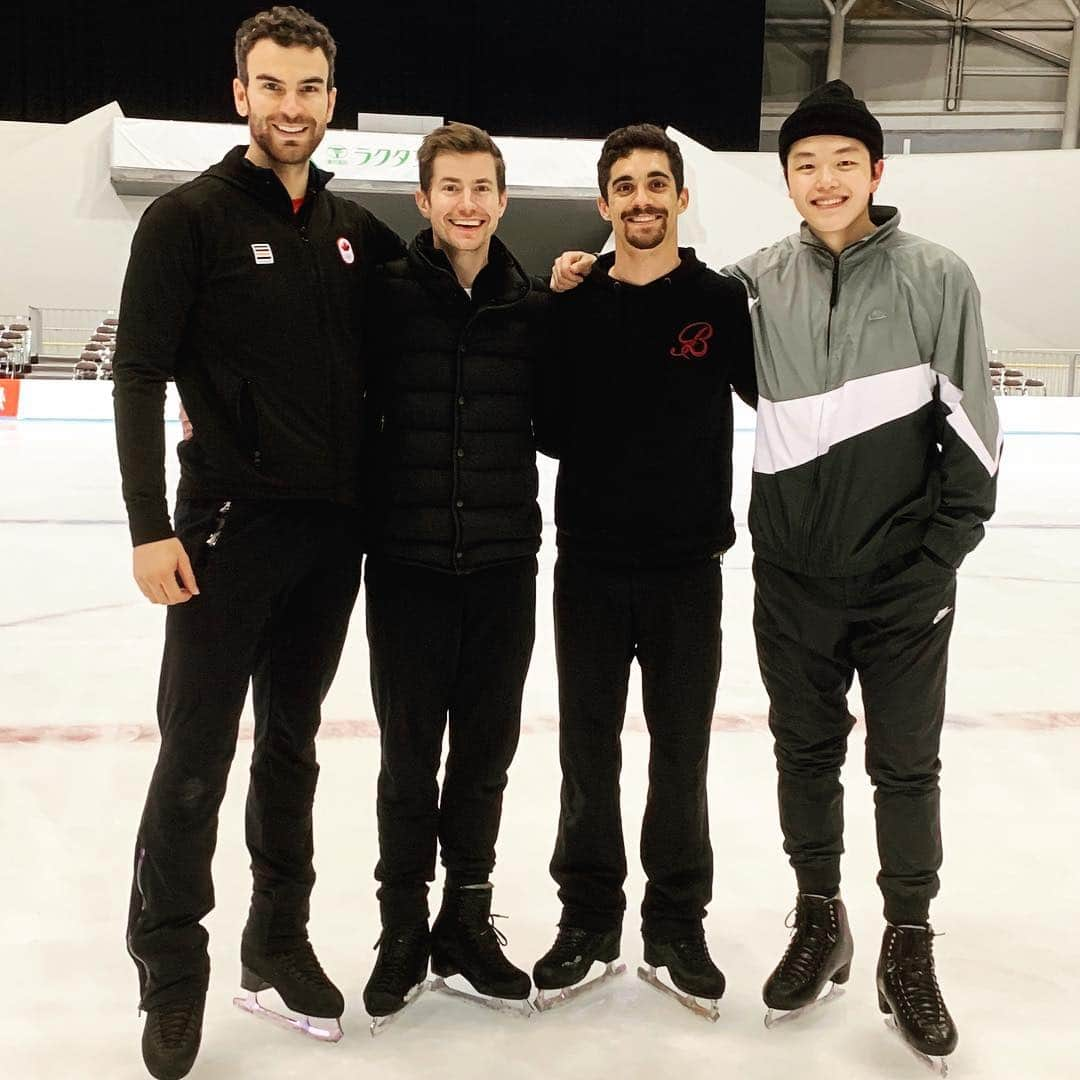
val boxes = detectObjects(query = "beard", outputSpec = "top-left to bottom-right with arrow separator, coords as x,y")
623,211 -> 668,250
249,114 -> 326,166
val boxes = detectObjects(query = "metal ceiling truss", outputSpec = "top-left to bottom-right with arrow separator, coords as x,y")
765,0 -> 1080,145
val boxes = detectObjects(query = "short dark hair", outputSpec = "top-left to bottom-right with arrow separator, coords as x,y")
597,124 -> 684,199
418,123 -> 507,193
235,6 -> 337,91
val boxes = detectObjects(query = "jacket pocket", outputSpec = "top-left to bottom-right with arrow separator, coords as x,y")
235,379 -> 263,470
174,498 -> 234,573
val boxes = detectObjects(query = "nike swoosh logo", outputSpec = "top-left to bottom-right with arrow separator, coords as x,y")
933,607 -> 952,625
868,310 -> 889,321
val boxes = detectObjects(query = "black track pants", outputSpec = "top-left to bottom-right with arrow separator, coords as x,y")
126,499 -> 362,1009
550,552 -> 723,942
753,550 -> 957,925
364,556 -> 536,927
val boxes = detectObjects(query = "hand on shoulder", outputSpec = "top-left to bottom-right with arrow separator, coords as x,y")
550,251 -> 597,293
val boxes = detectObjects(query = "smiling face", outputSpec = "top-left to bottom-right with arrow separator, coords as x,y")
785,135 -> 884,247
598,148 -> 688,253
233,38 -> 336,168
415,151 -> 508,257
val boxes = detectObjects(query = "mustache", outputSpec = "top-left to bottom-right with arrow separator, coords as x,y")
621,207 -> 668,221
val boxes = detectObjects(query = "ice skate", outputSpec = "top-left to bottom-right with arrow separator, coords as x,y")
763,893 -> 853,1028
637,934 -> 725,1022
532,926 -> 626,1012
233,940 -> 345,1043
877,924 -> 957,1076
428,883 -> 533,1017
141,993 -> 205,1080
363,924 -> 430,1036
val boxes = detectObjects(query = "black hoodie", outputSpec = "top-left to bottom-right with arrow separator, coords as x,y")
537,248 -> 756,567
113,145 -> 404,546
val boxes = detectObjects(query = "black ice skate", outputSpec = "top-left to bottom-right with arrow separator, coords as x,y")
233,939 -> 345,1043
763,893 -> 853,1028
141,994 -> 205,1080
363,923 -> 430,1036
429,883 -> 533,1017
532,926 -> 626,1012
638,934 -> 726,1022
877,924 -> 957,1076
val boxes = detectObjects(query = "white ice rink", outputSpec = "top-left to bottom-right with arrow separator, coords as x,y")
2,407 -> 1078,1080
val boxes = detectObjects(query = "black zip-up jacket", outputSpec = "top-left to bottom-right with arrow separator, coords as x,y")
537,248 -> 757,567
366,230 -> 548,573
113,145 -> 404,546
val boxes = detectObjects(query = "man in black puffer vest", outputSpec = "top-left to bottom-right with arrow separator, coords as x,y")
361,123 -> 547,1021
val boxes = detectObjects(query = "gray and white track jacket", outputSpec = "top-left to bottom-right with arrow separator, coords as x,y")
725,206 -> 1001,577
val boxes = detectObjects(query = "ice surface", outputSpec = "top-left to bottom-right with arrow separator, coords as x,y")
2,418 -> 1078,1079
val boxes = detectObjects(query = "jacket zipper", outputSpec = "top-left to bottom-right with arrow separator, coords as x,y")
126,846 -> 151,1013
297,207 -> 339,492
804,253 -> 842,566
449,287 -> 526,573
238,379 -> 262,470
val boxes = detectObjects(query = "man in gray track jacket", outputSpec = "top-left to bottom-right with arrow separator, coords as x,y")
725,82 -> 1001,1062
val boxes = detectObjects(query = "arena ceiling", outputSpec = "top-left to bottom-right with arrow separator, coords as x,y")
767,0 -> 1074,66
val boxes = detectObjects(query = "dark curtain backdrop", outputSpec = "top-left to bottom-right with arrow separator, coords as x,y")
2,1 -> 764,149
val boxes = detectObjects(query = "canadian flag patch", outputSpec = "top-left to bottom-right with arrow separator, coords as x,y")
337,237 -> 355,265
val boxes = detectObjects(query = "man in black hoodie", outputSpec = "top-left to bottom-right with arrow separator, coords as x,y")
113,9 -> 402,1077
360,123 -> 547,1024
531,125 -> 756,1015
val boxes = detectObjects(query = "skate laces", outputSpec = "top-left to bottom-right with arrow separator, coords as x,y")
273,942 -> 329,986
671,935 -> 713,966
889,926 -> 946,1021
468,910 -> 509,950
149,999 -> 201,1047
454,888 -> 511,950
549,926 -> 592,961
371,927 -> 427,986
777,900 -> 835,982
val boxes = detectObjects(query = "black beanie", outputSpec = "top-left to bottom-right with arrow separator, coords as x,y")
778,80 -> 884,166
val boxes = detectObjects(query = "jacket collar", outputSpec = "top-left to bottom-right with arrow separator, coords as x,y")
590,247 -> 707,291
408,229 -> 530,307
799,205 -> 900,262
206,145 -> 334,216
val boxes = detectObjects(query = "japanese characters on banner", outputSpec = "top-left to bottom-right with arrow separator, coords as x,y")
110,118 -> 601,192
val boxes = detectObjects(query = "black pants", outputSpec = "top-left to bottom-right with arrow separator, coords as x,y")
126,498 -> 362,1009
365,555 -> 536,927
550,552 -> 723,942
753,550 -> 957,925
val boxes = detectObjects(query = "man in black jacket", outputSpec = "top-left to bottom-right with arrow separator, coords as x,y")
360,123 -> 546,1024
114,9 -> 402,1077
531,125 -> 756,1017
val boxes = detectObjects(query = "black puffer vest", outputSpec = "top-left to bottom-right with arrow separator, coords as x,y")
367,230 -> 548,572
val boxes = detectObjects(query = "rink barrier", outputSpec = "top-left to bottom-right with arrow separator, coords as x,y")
6,379 -> 182,420
3,712 -> 1079,744
5,382 -> 1080,434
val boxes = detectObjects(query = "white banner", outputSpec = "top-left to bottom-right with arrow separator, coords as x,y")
111,118 -> 601,193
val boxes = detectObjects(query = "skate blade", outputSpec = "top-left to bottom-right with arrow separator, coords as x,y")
232,990 -> 343,1043
637,965 -> 720,1023
428,976 -> 533,1018
532,961 -> 627,1013
368,981 -> 428,1037
884,1016 -> 950,1077
764,982 -> 845,1028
